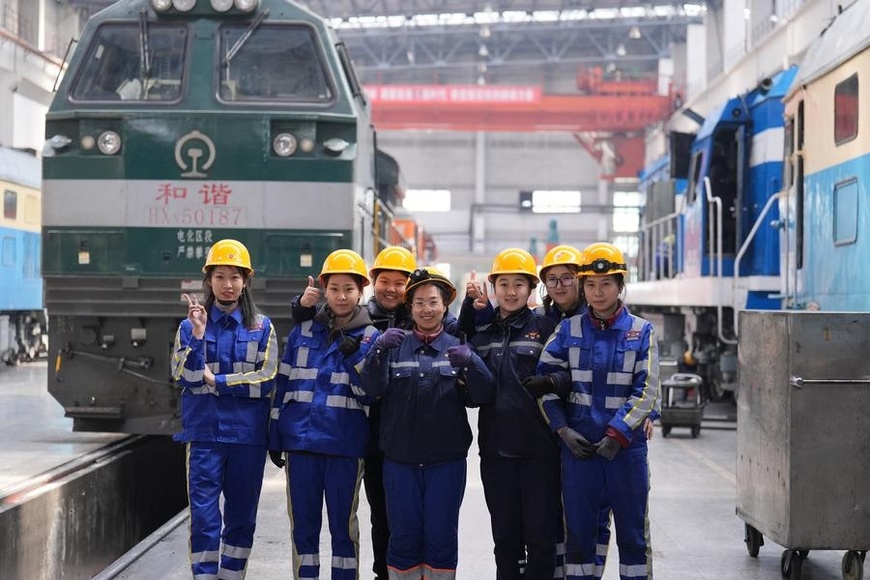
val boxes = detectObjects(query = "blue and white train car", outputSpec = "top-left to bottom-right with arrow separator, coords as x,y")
782,1 -> 870,310
0,147 -> 45,364
630,66 -> 797,399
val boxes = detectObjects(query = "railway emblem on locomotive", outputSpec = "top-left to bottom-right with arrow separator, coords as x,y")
175,130 -> 216,178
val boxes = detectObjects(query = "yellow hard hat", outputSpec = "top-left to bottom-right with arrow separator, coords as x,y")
203,239 -> 253,275
488,248 -> 540,285
404,267 -> 457,307
580,242 -> 628,276
370,246 -> 417,278
319,249 -> 371,287
541,244 -> 583,277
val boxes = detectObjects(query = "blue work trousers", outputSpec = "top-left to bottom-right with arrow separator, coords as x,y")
186,441 -> 267,580
562,448 -> 652,580
283,452 -> 364,580
383,458 -> 467,579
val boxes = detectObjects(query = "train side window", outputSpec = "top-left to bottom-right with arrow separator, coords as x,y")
3,190 -> 15,220
336,42 -> 364,104
834,73 -> 858,145
23,234 -> 37,278
685,150 -> 704,205
833,178 -> 858,246
1,237 -> 13,267
783,119 -> 793,191
24,195 -> 38,225
218,24 -> 334,103
69,24 -> 187,102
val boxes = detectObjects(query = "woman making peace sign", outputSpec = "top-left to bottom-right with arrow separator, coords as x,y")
171,239 -> 279,580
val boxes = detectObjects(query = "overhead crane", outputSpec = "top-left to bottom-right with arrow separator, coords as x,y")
367,70 -> 676,179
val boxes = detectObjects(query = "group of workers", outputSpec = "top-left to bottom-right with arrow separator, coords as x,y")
171,237 -> 660,580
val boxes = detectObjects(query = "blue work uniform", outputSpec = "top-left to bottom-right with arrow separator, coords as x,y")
538,307 -> 660,580
291,295 -> 411,580
270,305 -> 376,580
172,305 -> 278,580
291,294 -> 460,580
460,296 -> 601,577
471,306 -> 562,580
361,330 -> 494,580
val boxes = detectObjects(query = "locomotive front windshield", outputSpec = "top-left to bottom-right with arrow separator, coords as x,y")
70,23 -> 187,102
218,24 -> 334,103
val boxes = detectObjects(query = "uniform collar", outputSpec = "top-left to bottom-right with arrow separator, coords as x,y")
408,328 -> 452,352
588,303 -> 626,330
413,326 -> 444,345
485,306 -> 531,331
210,304 -> 243,325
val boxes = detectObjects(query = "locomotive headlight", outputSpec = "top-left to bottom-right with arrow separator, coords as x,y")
323,138 -> 350,156
234,0 -> 259,13
80,135 -> 96,150
172,0 -> 196,11
151,0 -> 172,11
97,131 -> 122,155
299,138 -> 315,153
273,133 -> 298,157
210,0 -> 233,11
49,134 -> 72,150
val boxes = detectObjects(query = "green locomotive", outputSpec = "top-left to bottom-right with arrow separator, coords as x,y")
43,0 -> 398,433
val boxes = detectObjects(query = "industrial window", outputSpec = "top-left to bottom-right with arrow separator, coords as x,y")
613,191 -> 643,233
403,189 -> 451,212
834,73 -> 858,145
833,178 -> 858,246
3,190 -> 16,220
612,236 -> 637,282
529,190 -> 581,214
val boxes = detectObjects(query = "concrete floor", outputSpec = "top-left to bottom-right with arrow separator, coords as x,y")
0,361 -> 124,495
113,406 -> 854,580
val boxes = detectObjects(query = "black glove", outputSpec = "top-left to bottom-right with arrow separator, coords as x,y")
596,436 -> 622,460
269,450 -> 286,469
522,375 -> 554,397
338,335 -> 362,356
558,427 -> 596,460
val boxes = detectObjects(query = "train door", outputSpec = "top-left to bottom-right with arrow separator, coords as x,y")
710,129 -> 739,257
781,98 -> 804,308
794,100 -> 805,304
682,146 -> 706,276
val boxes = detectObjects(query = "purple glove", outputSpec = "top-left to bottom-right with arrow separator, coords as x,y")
446,343 -> 472,368
375,328 -> 406,350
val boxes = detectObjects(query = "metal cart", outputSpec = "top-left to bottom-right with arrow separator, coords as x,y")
737,311 -> 870,580
660,372 -> 705,438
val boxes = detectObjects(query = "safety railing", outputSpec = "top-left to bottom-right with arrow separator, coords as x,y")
637,210 -> 680,282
